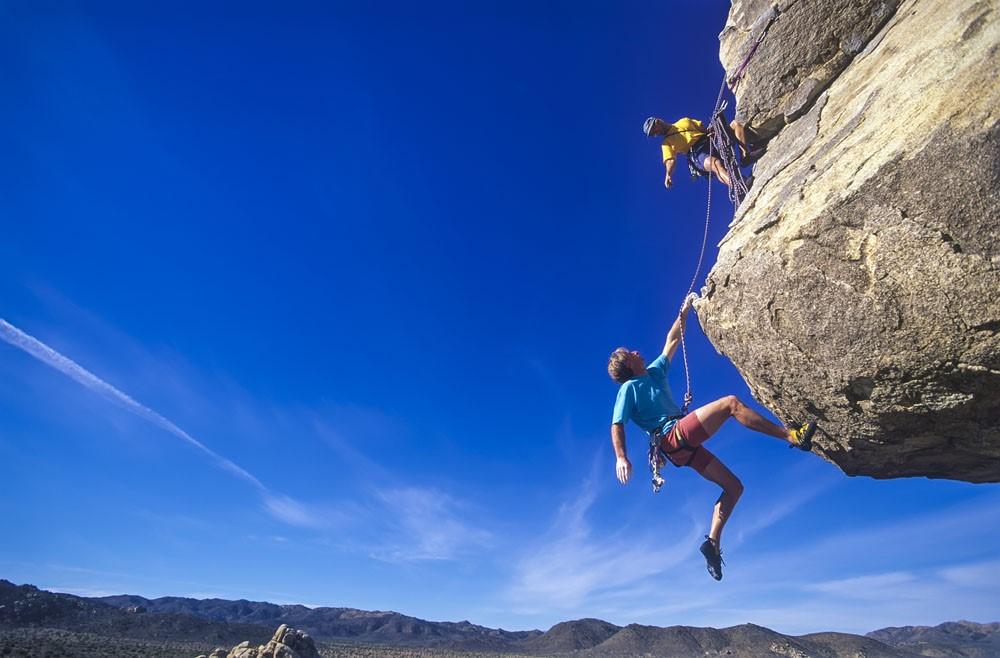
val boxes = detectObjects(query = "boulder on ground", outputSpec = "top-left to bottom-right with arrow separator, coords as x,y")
203,624 -> 320,658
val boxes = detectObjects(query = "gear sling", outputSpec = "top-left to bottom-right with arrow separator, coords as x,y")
647,415 -> 703,492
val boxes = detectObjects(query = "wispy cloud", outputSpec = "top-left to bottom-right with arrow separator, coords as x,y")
0,318 -> 320,528
311,418 -> 495,563
805,571 -> 917,597
938,558 -> 1000,588
502,458 -> 1000,633
727,461 -> 841,547
738,490 -> 1000,581
371,486 -> 492,562
685,493 -> 1000,634
506,458 -> 701,614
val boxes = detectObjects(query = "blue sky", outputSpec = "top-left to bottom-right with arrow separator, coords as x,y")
1,0 -> 998,636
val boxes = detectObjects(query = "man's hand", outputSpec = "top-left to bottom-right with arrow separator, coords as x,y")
616,456 -> 632,485
664,174 -> 673,189
682,292 -> 698,314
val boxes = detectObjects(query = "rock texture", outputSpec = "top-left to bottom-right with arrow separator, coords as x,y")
698,0 -> 1000,482
198,624 -> 319,658
720,0 -> 902,137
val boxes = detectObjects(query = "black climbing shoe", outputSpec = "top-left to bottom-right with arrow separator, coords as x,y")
700,537 -> 724,581
788,420 -> 817,451
741,146 -> 767,166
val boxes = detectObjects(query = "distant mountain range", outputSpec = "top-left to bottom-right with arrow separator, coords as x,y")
2,579 -> 998,657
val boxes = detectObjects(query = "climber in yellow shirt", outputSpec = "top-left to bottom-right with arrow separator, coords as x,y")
643,116 -> 763,190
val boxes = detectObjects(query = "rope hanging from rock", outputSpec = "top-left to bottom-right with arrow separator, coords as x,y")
727,5 -> 780,91
709,104 -> 751,207
675,6 -> 780,413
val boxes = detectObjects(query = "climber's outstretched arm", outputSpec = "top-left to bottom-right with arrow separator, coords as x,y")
611,423 -> 631,484
663,294 -> 696,361
664,158 -> 677,189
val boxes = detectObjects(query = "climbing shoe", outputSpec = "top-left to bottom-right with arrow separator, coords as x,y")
741,146 -> 767,166
788,420 -> 817,451
700,536 -> 724,581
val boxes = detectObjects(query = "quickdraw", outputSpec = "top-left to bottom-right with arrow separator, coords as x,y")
647,423 -> 675,493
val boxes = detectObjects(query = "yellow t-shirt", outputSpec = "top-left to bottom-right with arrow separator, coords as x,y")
660,118 -> 706,162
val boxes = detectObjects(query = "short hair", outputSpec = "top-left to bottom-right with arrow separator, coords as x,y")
608,347 -> 634,384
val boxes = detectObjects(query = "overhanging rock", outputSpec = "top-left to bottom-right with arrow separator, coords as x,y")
697,0 -> 1000,482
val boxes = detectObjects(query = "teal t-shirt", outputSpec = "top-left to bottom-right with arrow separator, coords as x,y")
612,354 -> 682,434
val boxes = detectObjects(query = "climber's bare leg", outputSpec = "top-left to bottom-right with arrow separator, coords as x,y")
693,395 -> 793,443
704,156 -> 731,188
699,457 -> 744,544
730,120 -> 749,155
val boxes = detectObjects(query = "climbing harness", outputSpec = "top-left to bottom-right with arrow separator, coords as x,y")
647,418 -> 702,493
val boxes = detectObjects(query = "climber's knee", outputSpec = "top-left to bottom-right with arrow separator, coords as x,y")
729,477 -> 745,500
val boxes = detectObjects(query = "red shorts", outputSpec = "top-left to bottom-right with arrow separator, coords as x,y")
659,412 -> 716,474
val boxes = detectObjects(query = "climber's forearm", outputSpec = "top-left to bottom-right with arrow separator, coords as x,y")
611,423 -> 628,460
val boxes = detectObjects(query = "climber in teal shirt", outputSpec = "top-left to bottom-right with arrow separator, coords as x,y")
612,353 -> 681,434
607,293 -> 817,581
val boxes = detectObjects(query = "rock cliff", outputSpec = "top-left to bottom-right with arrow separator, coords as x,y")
697,0 -> 1000,481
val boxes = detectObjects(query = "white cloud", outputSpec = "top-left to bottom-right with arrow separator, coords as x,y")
505,469 -> 702,614
262,494 -> 324,529
805,571 -> 916,597
0,317 -> 320,528
500,469 -> 1000,634
371,486 -> 492,562
676,493 -> 1000,634
727,461 -> 841,547
938,558 -> 1000,588
738,491 -> 1000,582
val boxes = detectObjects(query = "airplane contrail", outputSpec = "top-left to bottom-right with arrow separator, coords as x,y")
0,317 -> 316,526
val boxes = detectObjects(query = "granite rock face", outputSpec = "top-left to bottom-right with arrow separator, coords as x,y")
720,0 -> 901,137
697,0 -> 1000,482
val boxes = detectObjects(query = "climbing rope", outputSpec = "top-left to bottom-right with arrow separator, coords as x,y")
674,8 -> 778,413
726,5 -> 779,92
650,8 -> 778,493
709,108 -> 751,206
673,85 -> 727,415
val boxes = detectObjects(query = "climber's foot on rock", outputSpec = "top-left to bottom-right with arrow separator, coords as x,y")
741,146 -> 766,165
788,420 -> 817,451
